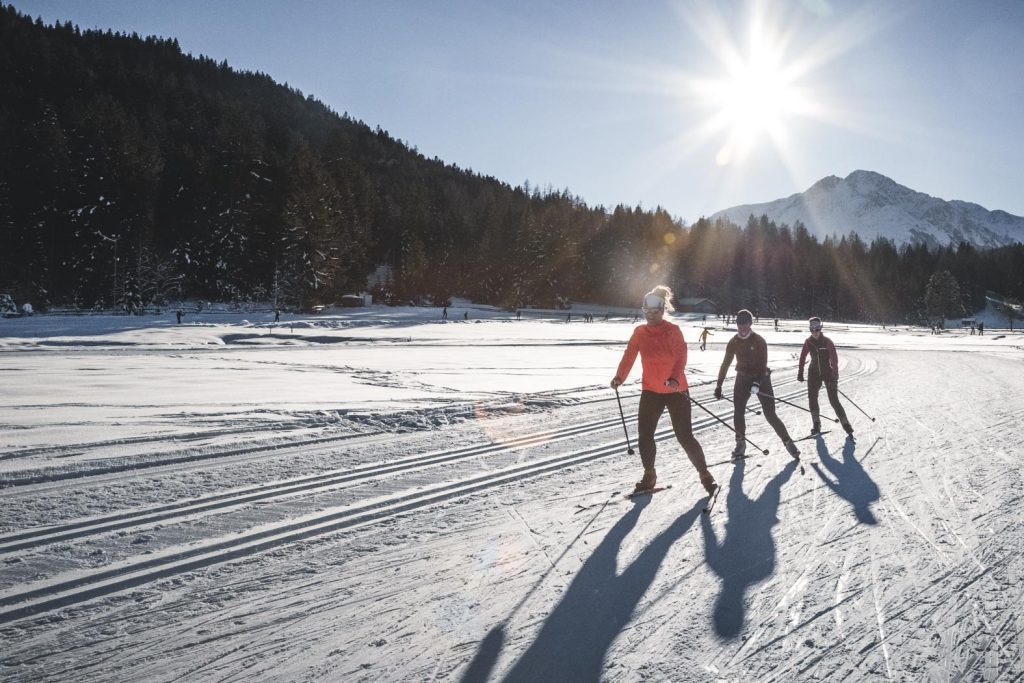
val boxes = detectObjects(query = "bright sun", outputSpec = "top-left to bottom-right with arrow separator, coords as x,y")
707,62 -> 800,164
684,2 -> 826,167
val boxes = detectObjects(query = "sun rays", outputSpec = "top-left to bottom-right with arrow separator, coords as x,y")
554,0 -> 898,220
685,1 -> 821,167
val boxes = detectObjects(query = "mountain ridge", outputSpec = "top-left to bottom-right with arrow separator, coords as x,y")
710,170 -> 1024,248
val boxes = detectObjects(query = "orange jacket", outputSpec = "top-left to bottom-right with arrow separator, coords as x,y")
614,321 -> 689,393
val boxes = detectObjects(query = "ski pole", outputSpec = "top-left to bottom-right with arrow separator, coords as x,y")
613,387 -> 635,455
689,392 -> 769,455
838,388 -> 876,422
724,395 -> 761,415
760,390 -> 839,423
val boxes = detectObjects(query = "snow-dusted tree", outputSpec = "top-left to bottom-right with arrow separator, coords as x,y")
395,230 -> 429,303
925,270 -> 964,320
276,139 -> 367,308
134,245 -> 183,307
0,293 -> 16,316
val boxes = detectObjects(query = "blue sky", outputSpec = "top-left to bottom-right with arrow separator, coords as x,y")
12,0 -> 1024,222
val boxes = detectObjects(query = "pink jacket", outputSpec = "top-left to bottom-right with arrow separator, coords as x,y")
614,321 -> 688,393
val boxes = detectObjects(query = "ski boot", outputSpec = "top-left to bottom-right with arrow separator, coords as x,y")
784,439 -> 800,458
842,422 -> 854,435
810,422 -> 822,436
699,469 -> 717,495
633,467 -> 657,493
730,441 -> 746,461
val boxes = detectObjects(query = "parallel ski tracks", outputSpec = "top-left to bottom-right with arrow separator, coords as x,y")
0,429 -> 385,491
0,365 -> 873,625
0,370 -> 869,555
0,414 -> 629,555
0,429 -> 665,624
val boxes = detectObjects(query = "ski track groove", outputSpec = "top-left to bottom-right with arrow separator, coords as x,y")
725,352 -> 1023,681
838,494 -> 1018,674
0,368 -> 874,561
0,428 -> 387,491
0,414 -> 631,553
717,418 -> 870,673
0,419 -> 329,462
24,352 -> 999,682
0,408 -> 768,625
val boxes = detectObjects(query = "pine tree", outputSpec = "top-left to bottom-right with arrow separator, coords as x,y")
925,270 -> 964,320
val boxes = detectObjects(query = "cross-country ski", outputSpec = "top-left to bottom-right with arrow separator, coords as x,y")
626,484 -> 673,499
702,483 -> 722,514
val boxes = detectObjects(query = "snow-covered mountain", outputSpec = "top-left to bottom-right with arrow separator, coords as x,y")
709,170 -> 1024,248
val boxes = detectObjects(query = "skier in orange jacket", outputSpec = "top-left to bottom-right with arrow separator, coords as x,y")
611,285 -> 717,496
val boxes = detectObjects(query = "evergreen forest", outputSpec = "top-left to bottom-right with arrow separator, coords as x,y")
1,5 -> 1022,321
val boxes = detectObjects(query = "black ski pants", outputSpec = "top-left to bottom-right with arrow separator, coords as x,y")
637,390 -> 708,473
733,372 -> 792,443
807,373 -> 850,427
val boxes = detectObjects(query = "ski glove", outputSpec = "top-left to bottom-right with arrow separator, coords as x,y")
750,381 -> 760,395
797,373 -> 804,382
610,377 -> 623,389
713,385 -> 723,400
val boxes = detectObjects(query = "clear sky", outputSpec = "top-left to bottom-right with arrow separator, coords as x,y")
11,0 -> 1024,222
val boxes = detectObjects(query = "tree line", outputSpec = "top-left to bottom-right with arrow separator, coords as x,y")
1,5 -> 1022,320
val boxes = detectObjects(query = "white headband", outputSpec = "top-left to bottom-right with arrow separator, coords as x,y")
643,294 -> 665,310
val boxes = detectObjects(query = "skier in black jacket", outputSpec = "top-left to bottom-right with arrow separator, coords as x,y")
714,309 -> 799,459
798,317 -> 853,436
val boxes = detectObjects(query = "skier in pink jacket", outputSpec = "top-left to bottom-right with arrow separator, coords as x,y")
612,285 -> 717,496
798,316 -> 853,436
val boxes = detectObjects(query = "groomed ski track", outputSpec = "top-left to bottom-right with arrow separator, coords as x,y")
4,346 -> 1024,682
0,362 -> 874,623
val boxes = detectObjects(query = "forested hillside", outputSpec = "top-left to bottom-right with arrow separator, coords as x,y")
1,5 -> 1021,320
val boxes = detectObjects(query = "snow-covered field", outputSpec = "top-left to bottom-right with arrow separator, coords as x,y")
2,305 -> 1023,682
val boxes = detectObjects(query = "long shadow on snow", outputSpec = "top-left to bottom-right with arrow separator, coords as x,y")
701,458 -> 797,639
811,434 -> 879,524
463,495 -> 705,683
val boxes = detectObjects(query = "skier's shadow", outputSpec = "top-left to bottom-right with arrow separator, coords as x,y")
469,496 -> 704,683
811,435 -> 879,524
701,458 -> 796,639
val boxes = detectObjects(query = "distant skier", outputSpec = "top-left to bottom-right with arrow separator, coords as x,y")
798,317 -> 853,436
714,309 -> 800,459
611,285 -> 717,497
978,321 -> 984,335
698,327 -> 712,351
442,306 -> 448,320
176,309 -> 182,324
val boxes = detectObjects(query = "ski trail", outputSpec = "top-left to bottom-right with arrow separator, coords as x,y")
870,545 -> 894,680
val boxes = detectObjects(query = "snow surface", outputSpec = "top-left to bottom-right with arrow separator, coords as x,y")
2,305 -> 1024,681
